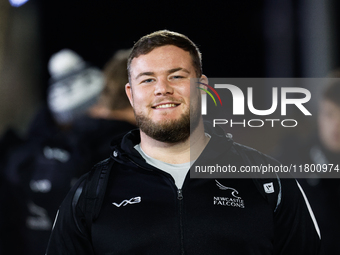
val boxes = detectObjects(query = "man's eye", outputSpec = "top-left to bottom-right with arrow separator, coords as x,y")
171,75 -> 184,79
142,79 -> 154,83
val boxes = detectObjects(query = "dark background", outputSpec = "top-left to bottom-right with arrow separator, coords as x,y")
38,1 -> 266,84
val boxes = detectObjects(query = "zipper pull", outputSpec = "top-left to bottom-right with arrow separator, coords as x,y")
177,189 -> 183,200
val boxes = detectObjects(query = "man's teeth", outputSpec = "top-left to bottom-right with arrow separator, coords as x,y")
155,104 -> 176,109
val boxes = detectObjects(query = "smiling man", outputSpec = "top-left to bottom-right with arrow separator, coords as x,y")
46,30 -> 322,255
125,44 -> 207,164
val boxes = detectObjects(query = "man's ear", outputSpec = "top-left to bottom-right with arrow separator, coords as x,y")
199,75 -> 209,93
125,83 -> 134,107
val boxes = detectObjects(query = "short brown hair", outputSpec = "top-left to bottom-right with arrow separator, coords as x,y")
127,30 -> 202,81
100,49 -> 132,110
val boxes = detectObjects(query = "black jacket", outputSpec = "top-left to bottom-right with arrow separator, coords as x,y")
46,126 -> 322,255
277,133 -> 339,255
4,107 -> 136,255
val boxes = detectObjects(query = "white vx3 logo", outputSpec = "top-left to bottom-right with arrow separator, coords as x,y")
113,196 -> 141,207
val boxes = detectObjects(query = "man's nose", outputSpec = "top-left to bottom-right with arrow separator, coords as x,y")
154,78 -> 174,96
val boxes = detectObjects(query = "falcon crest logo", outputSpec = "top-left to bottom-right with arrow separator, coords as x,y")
215,180 -> 241,199
214,180 -> 245,208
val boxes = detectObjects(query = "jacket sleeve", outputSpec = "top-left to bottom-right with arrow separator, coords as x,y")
273,177 -> 322,255
45,173 -> 95,255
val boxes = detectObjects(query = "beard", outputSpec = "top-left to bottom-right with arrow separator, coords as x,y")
134,103 -> 201,143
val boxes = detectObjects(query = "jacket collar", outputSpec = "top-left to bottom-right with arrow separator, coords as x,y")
110,122 -> 234,167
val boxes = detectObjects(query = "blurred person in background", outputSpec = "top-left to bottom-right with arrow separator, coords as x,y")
4,47 -> 136,255
73,48 -> 136,167
4,48 -> 105,255
276,71 -> 340,254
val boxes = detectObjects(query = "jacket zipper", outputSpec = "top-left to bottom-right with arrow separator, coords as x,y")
177,188 -> 185,254
177,189 -> 183,200
126,156 -> 186,254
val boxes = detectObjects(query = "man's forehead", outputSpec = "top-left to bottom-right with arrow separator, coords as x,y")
130,45 -> 192,76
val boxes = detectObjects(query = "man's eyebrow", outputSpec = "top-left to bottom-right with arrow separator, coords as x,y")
135,68 -> 190,80
135,72 -> 155,80
167,68 -> 190,74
